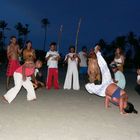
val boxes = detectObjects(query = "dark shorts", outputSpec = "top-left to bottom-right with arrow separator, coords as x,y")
135,84 -> 140,95
112,87 -> 121,99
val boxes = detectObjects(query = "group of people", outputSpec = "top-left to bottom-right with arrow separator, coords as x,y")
2,36 -> 139,115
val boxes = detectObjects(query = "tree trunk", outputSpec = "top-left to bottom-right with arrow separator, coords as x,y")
23,35 -> 28,48
2,29 -> 5,50
43,27 -> 47,51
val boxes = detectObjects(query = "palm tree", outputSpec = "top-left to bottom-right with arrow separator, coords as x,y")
114,35 -> 126,49
21,24 -> 30,45
0,31 -> 3,51
15,22 -> 24,38
15,22 -> 30,48
127,32 -> 137,46
41,18 -> 50,51
98,39 -> 107,48
0,20 -> 10,49
15,22 -> 24,48
127,32 -> 138,57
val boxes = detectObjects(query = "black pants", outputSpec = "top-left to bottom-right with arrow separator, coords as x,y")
135,84 -> 140,95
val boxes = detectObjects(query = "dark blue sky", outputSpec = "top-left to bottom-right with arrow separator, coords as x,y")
0,0 -> 140,53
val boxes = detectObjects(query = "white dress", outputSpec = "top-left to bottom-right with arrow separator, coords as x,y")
85,51 -> 113,97
64,53 -> 80,90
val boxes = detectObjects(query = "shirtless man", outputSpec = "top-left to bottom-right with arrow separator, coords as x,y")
6,36 -> 22,89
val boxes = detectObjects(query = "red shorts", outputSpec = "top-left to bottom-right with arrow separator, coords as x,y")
6,59 -> 20,76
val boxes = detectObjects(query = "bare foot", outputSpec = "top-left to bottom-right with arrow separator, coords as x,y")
120,112 -> 128,116
105,105 -> 111,109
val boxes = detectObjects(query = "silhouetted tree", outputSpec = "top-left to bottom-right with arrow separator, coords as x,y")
0,20 -> 10,49
15,22 -> 24,47
127,32 -> 140,68
0,31 -> 3,51
15,22 -> 23,37
127,32 -> 138,55
15,22 -> 30,48
127,32 -> 137,46
21,24 -> 30,46
98,38 -> 107,52
114,35 -> 126,49
41,18 -> 50,51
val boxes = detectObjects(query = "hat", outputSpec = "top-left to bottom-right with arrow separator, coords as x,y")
110,63 -> 117,69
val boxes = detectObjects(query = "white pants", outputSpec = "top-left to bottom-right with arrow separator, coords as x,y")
64,65 -> 80,90
85,52 -> 112,97
4,72 -> 36,103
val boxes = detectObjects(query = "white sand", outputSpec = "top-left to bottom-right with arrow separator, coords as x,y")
0,67 -> 139,140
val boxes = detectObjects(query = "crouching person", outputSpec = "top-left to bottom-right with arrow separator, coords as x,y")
32,60 -> 45,90
3,61 -> 37,103
105,83 -> 138,115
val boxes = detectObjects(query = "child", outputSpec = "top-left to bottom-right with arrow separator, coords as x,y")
110,63 -> 126,89
135,68 -> 140,95
3,61 -> 37,103
32,60 -> 45,89
64,46 -> 80,90
45,42 -> 60,89
105,83 -> 138,115
88,51 -> 101,84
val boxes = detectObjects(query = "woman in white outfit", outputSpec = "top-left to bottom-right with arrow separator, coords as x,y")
64,46 -> 80,90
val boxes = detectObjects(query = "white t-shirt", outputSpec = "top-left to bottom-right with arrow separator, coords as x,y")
114,57 -> 123,66
29,68 -> 39,81
115,71 -> 126,89
34,68 -> 39,77
45,51 -> 59,68
78,51 -> 87,67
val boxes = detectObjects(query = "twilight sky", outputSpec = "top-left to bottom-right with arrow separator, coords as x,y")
0,0 -> 140,53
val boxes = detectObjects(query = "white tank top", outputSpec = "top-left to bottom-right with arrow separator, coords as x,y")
137,75 -> 140,81
114,57 -> 122,66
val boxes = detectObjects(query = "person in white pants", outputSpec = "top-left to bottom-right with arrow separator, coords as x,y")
64,46 -> 80,90
85,45 -> 113,97
3,62 -> 37,103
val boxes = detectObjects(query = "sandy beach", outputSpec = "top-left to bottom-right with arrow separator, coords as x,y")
0,64 -> 139,140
